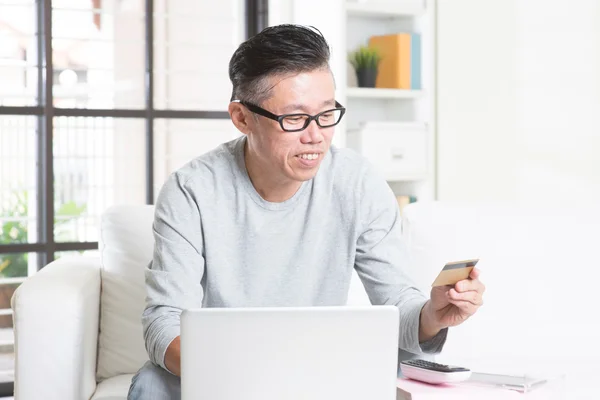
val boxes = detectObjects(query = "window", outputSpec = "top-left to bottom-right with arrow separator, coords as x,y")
0,0 -> 267,395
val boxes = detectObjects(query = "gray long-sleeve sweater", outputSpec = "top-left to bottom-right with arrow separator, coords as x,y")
142,136 -> 446,372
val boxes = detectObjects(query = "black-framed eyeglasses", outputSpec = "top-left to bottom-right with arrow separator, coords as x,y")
234,100 -> 346,132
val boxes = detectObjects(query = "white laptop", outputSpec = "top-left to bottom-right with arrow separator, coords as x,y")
180,306 -> 400,400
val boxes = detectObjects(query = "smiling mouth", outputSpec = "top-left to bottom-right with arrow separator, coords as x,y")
295,153 -> 320,160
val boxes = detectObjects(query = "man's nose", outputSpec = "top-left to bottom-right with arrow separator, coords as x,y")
301,119 -> 324,143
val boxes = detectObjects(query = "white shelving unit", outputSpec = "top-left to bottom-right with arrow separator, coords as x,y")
345,1 -> 425,18
346,87 -> 423,99
343,0 -> 437,202
267,0 -> 437,201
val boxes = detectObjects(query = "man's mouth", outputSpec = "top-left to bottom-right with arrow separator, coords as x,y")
296,153 -> 320,160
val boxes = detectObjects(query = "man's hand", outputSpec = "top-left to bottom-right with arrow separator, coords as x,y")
419,268 -> 486,341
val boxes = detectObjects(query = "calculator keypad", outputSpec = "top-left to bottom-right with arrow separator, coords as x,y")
401,359 -> 470,373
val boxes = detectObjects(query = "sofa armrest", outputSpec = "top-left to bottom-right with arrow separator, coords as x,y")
11,256 -> 101,400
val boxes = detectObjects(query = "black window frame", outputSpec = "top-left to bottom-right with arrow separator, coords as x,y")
0,0 -> 268,396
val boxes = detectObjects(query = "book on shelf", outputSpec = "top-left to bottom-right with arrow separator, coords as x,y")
368,32 -> 421,90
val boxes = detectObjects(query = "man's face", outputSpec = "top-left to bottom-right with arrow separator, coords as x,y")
246,69 -> 337,184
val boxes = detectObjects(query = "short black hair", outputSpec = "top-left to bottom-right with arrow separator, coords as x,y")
228,24 -> 331,104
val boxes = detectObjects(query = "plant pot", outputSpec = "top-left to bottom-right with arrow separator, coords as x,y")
356,68 -> 378,88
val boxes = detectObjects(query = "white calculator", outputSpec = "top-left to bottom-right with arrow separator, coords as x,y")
400,359 -> 472,384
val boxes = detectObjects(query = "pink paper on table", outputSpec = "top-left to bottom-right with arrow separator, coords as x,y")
396,377 -> 549,400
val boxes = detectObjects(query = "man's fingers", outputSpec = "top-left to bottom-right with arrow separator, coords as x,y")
448,289 -> 483,306
447,299 -> 478,316
455,276 -> 485,293
444,268 -> 485,321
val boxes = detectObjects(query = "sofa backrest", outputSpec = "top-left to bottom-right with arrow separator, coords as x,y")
97,205 -> 155,381
96,204 -> 372,381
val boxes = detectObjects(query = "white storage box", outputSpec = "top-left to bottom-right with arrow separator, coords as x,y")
346,121 -> 428,181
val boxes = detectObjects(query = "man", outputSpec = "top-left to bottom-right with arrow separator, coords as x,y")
128,24 -> 485,399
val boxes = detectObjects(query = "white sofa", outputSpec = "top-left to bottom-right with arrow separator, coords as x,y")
11,201 -> 599,399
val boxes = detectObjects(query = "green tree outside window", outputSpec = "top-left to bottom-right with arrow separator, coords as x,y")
0,191 -> 86,277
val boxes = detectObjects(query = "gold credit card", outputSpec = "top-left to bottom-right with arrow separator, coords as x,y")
431,259 -> 479,287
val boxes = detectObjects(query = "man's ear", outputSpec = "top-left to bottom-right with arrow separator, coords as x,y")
229,102 -> 252,136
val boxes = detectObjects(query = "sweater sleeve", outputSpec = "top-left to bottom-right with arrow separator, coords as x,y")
142,173 -> 206,372
353,164 -> 447,355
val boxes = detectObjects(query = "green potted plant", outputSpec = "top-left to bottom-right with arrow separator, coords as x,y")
348,45 -> 382,88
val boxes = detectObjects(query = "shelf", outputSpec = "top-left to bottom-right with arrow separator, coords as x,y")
345,1 -> 425,18
385,174 -> 427,182
346,87 -> 423,99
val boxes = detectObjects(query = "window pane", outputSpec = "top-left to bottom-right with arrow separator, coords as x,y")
53,117 -> 146,242
0,252 -> 36,280
0,116 -> 38,244
52,0 -> 145,109
0,252 -> 38,385
153,0 -> 245,110
153,118 -> 240,196
0,323 -> 14,383
0,0 -> 38,106
0,282 -> 17,384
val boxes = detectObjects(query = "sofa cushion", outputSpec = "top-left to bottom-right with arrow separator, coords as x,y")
91,374 -> 134,400
97,205 -> 155,380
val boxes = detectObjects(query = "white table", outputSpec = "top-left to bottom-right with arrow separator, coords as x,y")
396,375 -> 566,400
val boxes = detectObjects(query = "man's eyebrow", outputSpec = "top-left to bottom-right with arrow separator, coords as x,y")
281,99 -> 336,113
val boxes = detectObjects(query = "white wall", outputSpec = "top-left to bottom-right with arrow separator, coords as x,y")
437,0 -> 600,204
